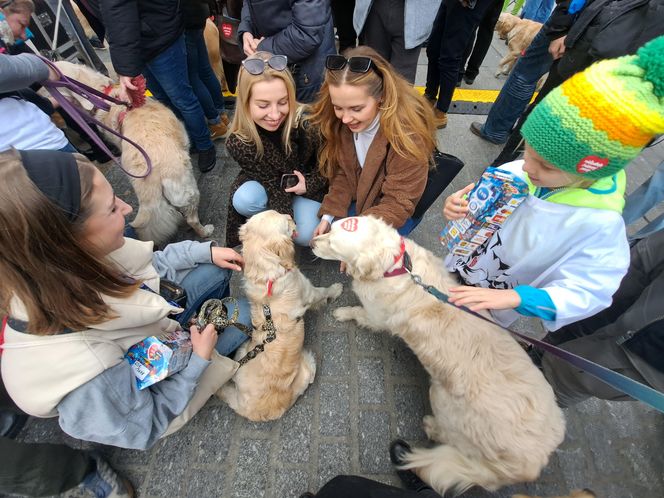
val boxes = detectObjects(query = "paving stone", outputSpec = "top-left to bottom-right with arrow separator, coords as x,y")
393,385 -> 428,441
320,330 -> 351,376
232,439 -> 272,498
358,357 -> 386,404
319,381 -> 351,437
274,468 -> 310,498
279,402 -> 314,464
183,468 -> 226,497
355,329 -> 385,354
358,411 -> 392,474
191,404 -> 236,464
143,455 -> 187,496
318,442 -> 352,488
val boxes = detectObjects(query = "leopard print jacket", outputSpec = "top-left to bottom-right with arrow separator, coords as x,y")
224,121 -> 328,247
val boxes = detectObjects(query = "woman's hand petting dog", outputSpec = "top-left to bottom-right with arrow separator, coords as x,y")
312,219 -> 331,238
443,183 -> 474,220
448,286 -> 521,312
189,323 -> 218,361
211,247 -> 244,272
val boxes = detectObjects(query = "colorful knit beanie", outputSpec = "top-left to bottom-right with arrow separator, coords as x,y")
521,35 -> 664,179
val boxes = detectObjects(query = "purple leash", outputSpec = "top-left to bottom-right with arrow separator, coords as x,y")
40,57 -> 153,179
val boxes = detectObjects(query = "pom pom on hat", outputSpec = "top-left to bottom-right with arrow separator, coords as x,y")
521,35 -> 664,179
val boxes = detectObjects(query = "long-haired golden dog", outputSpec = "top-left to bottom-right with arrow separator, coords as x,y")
218,211 -> 343,421
311,216 -> 565,495
495,12 -> 543,76
51,61 -> 213,246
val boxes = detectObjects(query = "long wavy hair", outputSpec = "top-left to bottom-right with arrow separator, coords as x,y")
229,51 -> 298,158
0,150 -> 139,335
309,46 -> 437,179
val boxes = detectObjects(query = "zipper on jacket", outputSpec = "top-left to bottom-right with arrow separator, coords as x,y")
616,313 -> 664,345
535,186 -> 569,200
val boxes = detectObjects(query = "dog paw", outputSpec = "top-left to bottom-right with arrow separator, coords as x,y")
422,415 -> 439,440
327,283 -> 343,301
333,306 -> 360,322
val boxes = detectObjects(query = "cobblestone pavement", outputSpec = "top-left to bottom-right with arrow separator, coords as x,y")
13,37 -> 664,498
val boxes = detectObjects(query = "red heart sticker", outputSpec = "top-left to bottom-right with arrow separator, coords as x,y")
576,155 -> 609,174
341,218 -> 359,232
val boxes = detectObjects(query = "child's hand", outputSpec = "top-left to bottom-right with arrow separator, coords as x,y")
189,323 -> 218,361
448,286 -> 521,312
284,170 -> 307,195
443,183 -> 474,221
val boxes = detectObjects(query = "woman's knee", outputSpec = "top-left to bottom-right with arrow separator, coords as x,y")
232,181 -> 268,217
292,197 -> 321,246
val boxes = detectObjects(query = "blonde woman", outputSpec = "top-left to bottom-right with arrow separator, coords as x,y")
310,46 -> 460,237
225,51 -> 328,247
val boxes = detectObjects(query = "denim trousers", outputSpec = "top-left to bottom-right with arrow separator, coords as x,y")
480,27 -> 553,143
184,28 -> 225,124
520,0 -> 555,23
232,180 -> 322,246
623,159 -> 664,240
176,263 -> 250,356
143,35 -> 213,151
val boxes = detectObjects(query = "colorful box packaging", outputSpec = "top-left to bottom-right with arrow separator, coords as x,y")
125,330 -> 192,390
440,167 -> 529,256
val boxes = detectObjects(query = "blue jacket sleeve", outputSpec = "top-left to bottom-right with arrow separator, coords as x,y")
152,240 -> 215,281
514,285 -> 557,321
0,54 -> 49,92
57,354 -> 209,449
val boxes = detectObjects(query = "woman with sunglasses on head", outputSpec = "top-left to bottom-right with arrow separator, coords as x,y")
225,51 -> 328,247
0,149 -> 251,450
311,46 -> 455,239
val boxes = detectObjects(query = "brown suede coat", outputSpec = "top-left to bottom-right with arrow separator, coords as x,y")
318,126 -> 429,228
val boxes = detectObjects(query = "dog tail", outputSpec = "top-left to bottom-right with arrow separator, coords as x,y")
131,195 -> 181,247
400,444 -> 508,495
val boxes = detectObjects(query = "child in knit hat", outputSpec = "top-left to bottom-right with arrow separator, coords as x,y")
442,35 -> 664,332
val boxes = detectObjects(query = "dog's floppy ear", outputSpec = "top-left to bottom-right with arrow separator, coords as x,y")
265,233 -> 295,270
345,246 -> 393,281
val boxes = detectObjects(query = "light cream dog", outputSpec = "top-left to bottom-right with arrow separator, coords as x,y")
52,61 -> 213,246
495,12 -> 543,76
311,216 -> 566,495
218,211 -> 343,421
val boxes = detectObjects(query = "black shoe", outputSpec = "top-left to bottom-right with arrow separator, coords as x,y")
0,412 -> 28,439
89,36 -> 106,49
197,146 -> 217,173
469,121 -> 505,145
389,439 -> 433,492
463,74 -> 476,85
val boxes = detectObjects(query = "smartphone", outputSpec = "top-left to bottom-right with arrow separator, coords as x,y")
281,174 -> 299,189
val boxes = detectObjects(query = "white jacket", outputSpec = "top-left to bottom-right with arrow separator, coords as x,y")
446,160 -> 631,331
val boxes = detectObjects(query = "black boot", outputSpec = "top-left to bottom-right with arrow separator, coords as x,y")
389,439 -> 434,492
197,146 -> 217,173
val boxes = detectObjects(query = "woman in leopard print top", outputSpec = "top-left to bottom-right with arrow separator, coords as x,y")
225,52 -> 328,247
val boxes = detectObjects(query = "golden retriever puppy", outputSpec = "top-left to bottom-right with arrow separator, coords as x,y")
311,216 -> 565,495
52,61 -> 213,246
513,490 -> 596,498
495,12 -> 543,76
218,211 -> 343,421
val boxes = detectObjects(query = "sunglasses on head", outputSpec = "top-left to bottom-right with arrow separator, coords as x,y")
325,55 -> 375,73
242,55 -> 288,75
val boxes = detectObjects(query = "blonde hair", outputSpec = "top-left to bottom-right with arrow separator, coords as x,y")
309,46 -> 437,179
0,150 -> 139,335
2,0 -> 34,15
229,51 -> 298,158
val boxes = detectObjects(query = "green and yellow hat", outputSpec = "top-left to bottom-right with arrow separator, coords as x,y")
521,35 -> 664,179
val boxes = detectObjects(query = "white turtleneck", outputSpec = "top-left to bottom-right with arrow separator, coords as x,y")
353,112 -> 381,168
321,113 -> 381,225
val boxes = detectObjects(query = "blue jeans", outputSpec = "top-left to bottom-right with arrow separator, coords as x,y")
142,35 -> 213,151
184,28 -> 225,123
480,27 -> 553,143
521,0 -> 555,23
59,143 -> 77,153
176,263 -> 250,357
232,181 -> 321,246
623,160 -> 664,241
